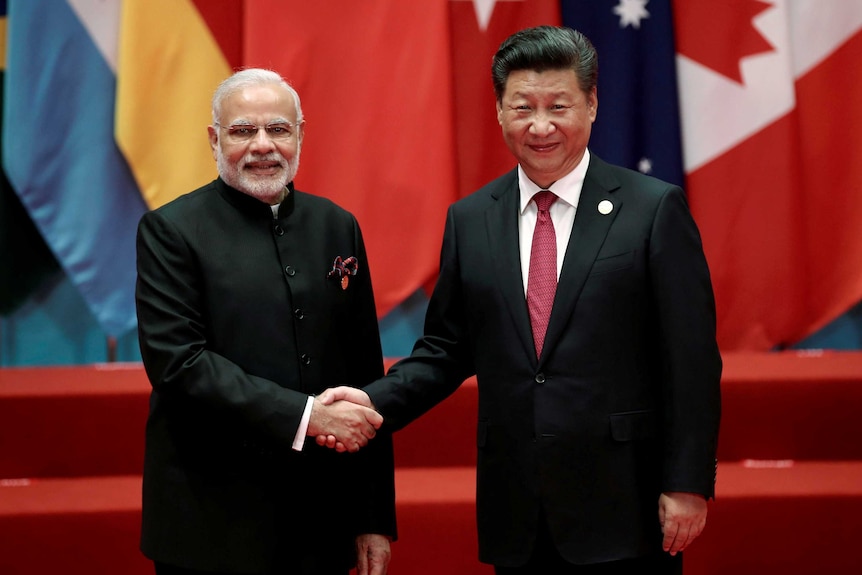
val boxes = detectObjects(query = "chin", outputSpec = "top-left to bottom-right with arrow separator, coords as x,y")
236,177 -> 287,202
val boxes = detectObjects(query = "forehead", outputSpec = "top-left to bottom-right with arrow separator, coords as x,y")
220,83 -> 297,122
503,68 -> 584,100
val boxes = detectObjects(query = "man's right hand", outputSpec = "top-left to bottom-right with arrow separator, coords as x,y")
306,394 -> 381,453
314,387 -> 375,452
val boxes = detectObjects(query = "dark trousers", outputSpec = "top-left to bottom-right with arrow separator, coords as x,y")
154,559 -> 349,575
494,514 -> 683,575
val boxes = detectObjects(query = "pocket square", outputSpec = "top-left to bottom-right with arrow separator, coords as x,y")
327,256 -> 359,290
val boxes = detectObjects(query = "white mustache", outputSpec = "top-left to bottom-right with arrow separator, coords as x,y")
243,153 -> 285,167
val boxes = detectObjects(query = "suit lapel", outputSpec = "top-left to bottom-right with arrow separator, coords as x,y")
486,171 -> 536,362
542,156 -> 622,364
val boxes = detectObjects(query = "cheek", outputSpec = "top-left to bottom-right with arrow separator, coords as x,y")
500,121 -> 523,143
222,145 -> 247,165
275,142 -> 297,159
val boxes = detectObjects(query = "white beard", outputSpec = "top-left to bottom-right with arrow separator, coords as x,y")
217,148 -> 301,204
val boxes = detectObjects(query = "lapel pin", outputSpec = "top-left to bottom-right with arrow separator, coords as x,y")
597,200 -> 614,215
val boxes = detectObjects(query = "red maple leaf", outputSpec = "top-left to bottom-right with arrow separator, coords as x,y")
673,0 -> 775,84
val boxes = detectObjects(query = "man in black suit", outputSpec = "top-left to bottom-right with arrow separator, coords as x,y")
320,26 -> 721,574
135,68 -> 396,575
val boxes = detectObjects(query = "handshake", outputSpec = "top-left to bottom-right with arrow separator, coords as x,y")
307,387 -> 380,453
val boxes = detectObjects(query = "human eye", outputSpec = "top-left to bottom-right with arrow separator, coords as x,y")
265,123 -> 293,138
508,103 -> 533,114
229,125 -> 257,138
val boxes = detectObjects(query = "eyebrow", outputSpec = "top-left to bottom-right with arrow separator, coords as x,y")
229,117 -> 291,125
507,89 -> 574,100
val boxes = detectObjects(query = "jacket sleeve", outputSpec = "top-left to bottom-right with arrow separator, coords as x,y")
135,209 -> 309,446
649,186 -> 722,498
344,216 -> 397,538
364,203 -> 475,432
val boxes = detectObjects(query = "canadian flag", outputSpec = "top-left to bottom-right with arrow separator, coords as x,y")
674,0 -> 862,350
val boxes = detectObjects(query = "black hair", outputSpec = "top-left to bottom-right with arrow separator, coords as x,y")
491,26 -> 598,102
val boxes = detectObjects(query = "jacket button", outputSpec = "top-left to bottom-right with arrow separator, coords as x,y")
274,224 -> 284,236
535,373 -> 546,384
294,308 -> 304,320
300,353 -> 311,366
284,265 -> 295,277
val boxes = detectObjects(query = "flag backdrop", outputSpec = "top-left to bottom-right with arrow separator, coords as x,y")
116,0 -> 232,210
3,0 -> 148,337
0,0 -> 61,315
674,0 -> 862,350
2,0 -> 862,364
450,0 -> 561,199
2,0 -> 236,338
243,0 -> 460,316
561,0 -> 684,188
243,0 -> 560,315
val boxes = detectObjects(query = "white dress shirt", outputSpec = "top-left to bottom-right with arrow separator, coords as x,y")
517,149 -> 590,295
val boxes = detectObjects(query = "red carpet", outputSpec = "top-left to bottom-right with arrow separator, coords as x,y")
1,351 -> 862,574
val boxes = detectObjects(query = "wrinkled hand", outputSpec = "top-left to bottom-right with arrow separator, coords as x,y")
658,492 -> 708,556
355,533 -> 391,575
315,387 -> 375,452
306,395 -> 381,453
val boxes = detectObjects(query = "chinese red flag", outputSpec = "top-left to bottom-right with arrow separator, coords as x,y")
244,0 -> 458,317
450,0 -> 562,198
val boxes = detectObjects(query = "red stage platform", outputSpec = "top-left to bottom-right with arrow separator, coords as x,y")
2,351 -> 862,574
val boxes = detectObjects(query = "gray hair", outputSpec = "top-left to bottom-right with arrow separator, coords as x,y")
212,68 -> 304,124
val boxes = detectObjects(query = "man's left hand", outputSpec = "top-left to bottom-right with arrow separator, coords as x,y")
355,533 -> 391,575
658,491 -> 708,556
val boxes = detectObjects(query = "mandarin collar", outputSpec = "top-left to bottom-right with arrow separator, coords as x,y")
215,177 -> 296,220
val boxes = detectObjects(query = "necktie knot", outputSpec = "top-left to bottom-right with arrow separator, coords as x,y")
533,190 -> 557,213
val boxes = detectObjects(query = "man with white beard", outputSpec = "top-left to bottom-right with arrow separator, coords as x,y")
134,68 -> 396,575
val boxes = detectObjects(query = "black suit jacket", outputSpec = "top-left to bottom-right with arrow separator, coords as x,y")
135,178 -> 396,572
364,155 -> 721,567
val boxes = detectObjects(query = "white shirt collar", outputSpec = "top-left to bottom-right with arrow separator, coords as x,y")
518,149 -> 590,214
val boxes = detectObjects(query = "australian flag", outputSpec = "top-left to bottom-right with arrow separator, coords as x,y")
561,0 -> 685,187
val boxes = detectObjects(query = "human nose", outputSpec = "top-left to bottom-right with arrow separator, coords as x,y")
248,127 -> 278,151
528,111 -> 557,136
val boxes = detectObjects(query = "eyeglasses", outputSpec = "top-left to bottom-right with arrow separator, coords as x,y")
214,121 -> 301,143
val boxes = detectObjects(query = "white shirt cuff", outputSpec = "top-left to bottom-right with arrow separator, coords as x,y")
292,395 -> 315,451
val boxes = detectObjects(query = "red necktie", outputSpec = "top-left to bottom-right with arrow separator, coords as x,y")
527,191 -> 558,359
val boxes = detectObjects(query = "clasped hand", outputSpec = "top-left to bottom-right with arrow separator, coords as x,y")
307,387 -> 378,452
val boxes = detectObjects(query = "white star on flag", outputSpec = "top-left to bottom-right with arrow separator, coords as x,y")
637,157 -> 653,174
614,0 -> 650,29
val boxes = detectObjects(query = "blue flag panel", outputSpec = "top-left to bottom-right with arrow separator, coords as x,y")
3,0 -> 147,336
560,0 -> 685,187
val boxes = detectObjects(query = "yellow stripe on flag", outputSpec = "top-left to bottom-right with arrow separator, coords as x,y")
1,17 -> 7,71
116,0 -> 230,209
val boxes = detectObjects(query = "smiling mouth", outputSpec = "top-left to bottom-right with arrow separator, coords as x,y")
245,162 -> 282,173
529,142 -> 558,152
